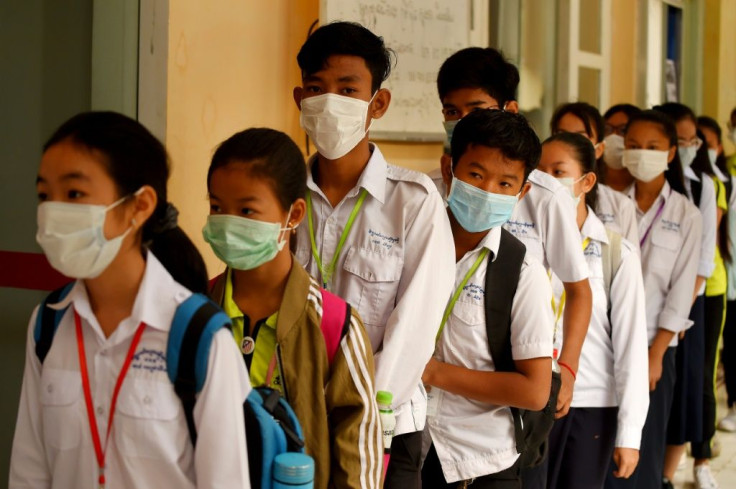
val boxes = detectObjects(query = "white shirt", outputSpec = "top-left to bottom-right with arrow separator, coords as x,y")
296,144 -> 455,435
683,166 -> 717,292
626,181 -> 703,347
427,227 -> 553,482
10,253 -> 251,489
551,210 -> 649,449
596,184 -> 640,248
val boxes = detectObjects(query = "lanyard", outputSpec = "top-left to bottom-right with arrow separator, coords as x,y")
435,248 -> 489,343
75,310 -> 146,489
306,189 -> 368,289
639,195 -> 668,247
550,238 -> 590,358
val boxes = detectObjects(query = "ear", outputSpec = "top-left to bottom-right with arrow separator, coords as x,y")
131,185 -> 158,231
287,197 -> 307,229
518,181 -> 532,201
440,153 -> 453,189
581,171 -> 598,194
293,86 -> 303,111
369,88 -> 391,120
504,100 -> 520,114
595,140 -> 605,160
667,145 -> 677,164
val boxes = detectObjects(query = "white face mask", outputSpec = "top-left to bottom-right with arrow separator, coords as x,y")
729,128 -> 736,145
622,149 -> 669,182
678,146 -> 697,169
557,175 -> 586,208
300,92 -> 376,160
708,148 -> 718,167
36,192 -> 139,279
603,134 -> 625,169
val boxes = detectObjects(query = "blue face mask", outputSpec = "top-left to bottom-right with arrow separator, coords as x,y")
446,176 -> 519,232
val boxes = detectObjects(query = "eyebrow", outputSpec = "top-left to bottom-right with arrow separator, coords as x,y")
36,172 -> 91,184
442,100 -> 489,109
208,193 -> 259,203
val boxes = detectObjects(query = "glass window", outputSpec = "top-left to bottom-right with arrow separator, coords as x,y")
579,0 -> 602,54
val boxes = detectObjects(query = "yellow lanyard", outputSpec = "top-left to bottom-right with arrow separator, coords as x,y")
306,189 -> 368,289
435,248 -> 489,343
550,237 -> 590,355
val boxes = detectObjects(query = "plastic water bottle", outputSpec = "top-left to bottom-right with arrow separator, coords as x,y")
377,390 -> 395,481
272,452 -> 314,489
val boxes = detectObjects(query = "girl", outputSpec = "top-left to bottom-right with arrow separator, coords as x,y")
536,132 -> 649,489
10,112 -> 250,488
654,103 -> 719,489
550,102 -> 639,246
606,110 -> 702,489
602,104 -> 642,192
202,127 -> 382,489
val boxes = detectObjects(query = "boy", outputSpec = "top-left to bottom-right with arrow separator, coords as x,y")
421,109 -> 553,489
292,22 -> 456,488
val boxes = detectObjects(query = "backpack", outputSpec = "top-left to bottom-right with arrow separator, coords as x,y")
33,281 -> 351,489
484,229 -> 560,468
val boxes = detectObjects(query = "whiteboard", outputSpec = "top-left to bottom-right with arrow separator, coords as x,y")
320,0 -> 484,141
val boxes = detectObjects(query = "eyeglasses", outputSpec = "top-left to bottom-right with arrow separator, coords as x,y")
678,137 -> 703,149
604,124 -> 627,137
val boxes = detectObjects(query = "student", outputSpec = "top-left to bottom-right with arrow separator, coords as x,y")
653,103 -> 718,489
536,132 -> 649,489
606,110 -> 702,489
202,127 -> 382,489
550,102 -> 639,245
727,108 -> 736,173
9,111 -> 250,488
431,49 -> 592,441
421,109 -> 553,489
602,104 -> 642,192
291,22 -> 456,488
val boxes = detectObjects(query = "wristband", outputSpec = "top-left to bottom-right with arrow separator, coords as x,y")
558,361 -> 577,380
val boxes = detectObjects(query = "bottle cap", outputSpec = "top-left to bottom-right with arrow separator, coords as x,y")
376,390 -> 393,406
273,453 -> 315,484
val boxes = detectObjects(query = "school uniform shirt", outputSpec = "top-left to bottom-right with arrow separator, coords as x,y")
551,209 -> 649,449
726,175 -> 736,300
626,181 -> 703,347
683,166 -> 717,294
426,227 -> 554,482
596,184 -> 640,248
9,253 -> 250,489
296,144 -> 456,436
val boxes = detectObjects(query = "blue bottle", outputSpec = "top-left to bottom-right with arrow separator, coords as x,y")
272,452 -> 315,489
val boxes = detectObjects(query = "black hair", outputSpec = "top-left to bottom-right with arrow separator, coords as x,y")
550,102 -> 605,143
297,21 -> 394,93
450,109 -> 541,180
543,132 -> 599,212
653,102 -> 709,179
697,115 -> 729,176
603,103 -> 642,122
43,111 -> 209,293
437,47 -> 519,105
208,128 -> 307,212
625,110 -> 687,196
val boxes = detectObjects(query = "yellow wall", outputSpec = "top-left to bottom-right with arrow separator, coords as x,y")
608,0 -> 639,107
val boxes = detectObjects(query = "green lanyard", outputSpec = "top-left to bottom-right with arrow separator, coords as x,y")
306,189 -> 368,289
435,248 -> 489,343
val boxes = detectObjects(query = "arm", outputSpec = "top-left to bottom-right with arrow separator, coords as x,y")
325,312 -> 382,489
193,329 -> 251,489
694,178 -> 718,298
9,308 -> 51,489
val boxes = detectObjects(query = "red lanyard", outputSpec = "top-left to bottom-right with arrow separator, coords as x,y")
75,310 -> 146,489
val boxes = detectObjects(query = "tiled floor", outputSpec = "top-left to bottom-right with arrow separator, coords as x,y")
672,386 -> 736,488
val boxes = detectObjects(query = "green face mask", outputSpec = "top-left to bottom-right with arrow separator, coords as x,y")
202,210 -> 292,271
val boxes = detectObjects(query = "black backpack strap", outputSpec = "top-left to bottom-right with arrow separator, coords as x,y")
484,228 -> 527,451
691,178 -> 702,207
34,282 -> 75,364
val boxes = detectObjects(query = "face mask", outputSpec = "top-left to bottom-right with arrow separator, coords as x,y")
678,146 -> 697,169
36,193 -> 139,279
300,92 -> 375,160
729,128 -> 736,145
443,120 -> 459,154
202,209 -> 293,271
603,134 -> 625,169
622,149 -> 669,182
447,176 -> 518,232
708,148 -> 718,167
557,175 -> 586,207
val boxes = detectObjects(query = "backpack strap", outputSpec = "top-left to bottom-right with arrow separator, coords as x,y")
484,229 -> 527,451
601,229 -> 623,305
319,289 -> 351,365
34,282 -> 75,364
167,293 -> 232,446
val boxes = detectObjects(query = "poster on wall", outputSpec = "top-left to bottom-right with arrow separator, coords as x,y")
665,59 -> 678,103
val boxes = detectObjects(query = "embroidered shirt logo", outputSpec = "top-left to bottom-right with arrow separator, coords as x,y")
368,229 -> 400,250
505,220 -> 536,237
463,282 -> 485,302
584,241 -> 602,258
660,219 -> 681,232
131,348 -> 167,373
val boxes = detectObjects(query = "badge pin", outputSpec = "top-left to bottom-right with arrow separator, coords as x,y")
241,336 -> 255,355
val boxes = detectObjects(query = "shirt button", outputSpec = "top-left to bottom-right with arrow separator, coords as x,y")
46,384 -> 53,393
97,406 -> 104,416
143,395 -> 152,405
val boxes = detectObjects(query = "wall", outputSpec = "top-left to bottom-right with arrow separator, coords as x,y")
609,0 -> 640,107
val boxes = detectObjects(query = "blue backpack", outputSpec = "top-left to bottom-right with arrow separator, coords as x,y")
33,285 -> 333,489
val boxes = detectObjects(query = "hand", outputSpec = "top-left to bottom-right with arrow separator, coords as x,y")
679,330 -> 686,340
648,348 -> 663,391
612,447 -> 639,479
422,358 -> 439,386
555,367 -> 575,419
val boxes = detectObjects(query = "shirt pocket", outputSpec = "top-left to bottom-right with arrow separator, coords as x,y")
116,376 -> 187,460
343,246 -> 403,328
445,300 -> 489,365
649,229 -> 683,272
40,368 -> 83,450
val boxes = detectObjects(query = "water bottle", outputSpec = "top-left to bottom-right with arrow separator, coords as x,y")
376,390 -> 395,481
272,452 -> 314,489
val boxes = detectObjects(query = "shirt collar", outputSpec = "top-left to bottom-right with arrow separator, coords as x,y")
683,165 -> 700,182
306,143 -> 387,204
626,180 -> 672,204
474,226 -> 502,262
581,207 -> 609,245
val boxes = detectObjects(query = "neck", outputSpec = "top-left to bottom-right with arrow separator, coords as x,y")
315,139 -> 372,207
448,210 -> 487,262
634,174 -> 666,212
84,246 -> 146,338
232,248 -> 292,322
604,167 -> 634,192
576,198 -> 588,230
